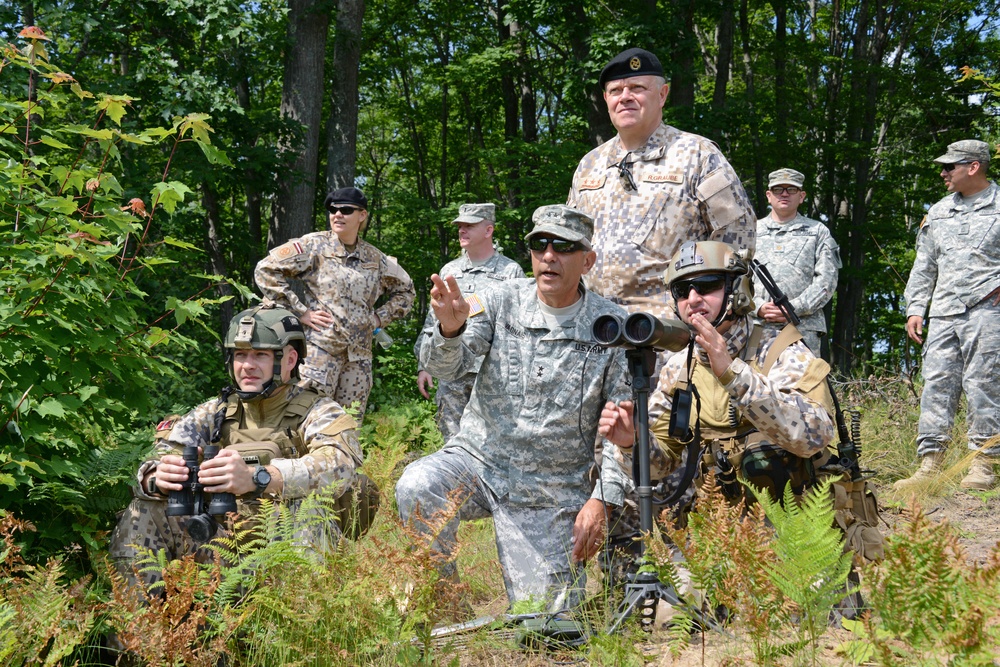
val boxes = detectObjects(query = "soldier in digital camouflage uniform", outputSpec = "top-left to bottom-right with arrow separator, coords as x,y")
413,203 -> 525,442
599,242 -> 883,616
567,47 -> 756,322
895,140 -> 1000,492
255,187 -> 415,420
110,304 -> 366,592
396,205 -> 631,615
752,168 -> 841,358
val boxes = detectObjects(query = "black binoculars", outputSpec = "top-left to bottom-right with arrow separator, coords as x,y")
591,312 -> 691,352
165,444 -> 238,542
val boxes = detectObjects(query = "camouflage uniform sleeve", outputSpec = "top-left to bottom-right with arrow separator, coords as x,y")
413,307 -> 437,373
646,356 -> 691,478
373,255 -> 416,328
254,237 -> 316,316
789,226 -> 841,317
503,260 -> 527,280
133,401 -> 217,500
270,398 -> 362,500
903,221 -> 937,318
699,155 -> 757,257
722,342 -> 834,457
420,290 -> 498,382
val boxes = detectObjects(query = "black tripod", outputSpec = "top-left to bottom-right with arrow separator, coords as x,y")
605,347 -> 719,634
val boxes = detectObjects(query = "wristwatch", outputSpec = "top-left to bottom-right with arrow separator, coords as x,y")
249,465 -> 272,500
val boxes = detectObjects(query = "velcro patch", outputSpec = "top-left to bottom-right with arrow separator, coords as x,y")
644,172 -> 683,184
156,417 -> 178,431
273,241 -> 303,259
466,293 -> 486,317
577,175 -> 607,191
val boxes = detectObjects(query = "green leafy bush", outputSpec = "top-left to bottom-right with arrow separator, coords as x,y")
0,29 -> 233,565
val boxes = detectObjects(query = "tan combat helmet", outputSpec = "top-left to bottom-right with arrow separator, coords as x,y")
665,240 -> 754,326
224,303 -> 307,400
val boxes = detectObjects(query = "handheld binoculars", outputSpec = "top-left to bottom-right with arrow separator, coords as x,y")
164,444 -> 238,542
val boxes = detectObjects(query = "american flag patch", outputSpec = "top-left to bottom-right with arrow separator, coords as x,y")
465,293 -> 486,316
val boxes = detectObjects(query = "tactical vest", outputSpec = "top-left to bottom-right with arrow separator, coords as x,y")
219,387 -> 322,465
690,324 -> 883,561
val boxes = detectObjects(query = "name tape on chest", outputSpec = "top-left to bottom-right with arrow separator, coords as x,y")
644,172 -> 683,184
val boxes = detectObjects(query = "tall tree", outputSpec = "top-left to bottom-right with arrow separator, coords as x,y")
325,0 -> 365,192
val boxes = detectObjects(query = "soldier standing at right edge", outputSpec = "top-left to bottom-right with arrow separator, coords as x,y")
895,140 -> 1000,492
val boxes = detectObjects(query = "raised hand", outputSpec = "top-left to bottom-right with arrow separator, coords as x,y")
429,274 -> 470,337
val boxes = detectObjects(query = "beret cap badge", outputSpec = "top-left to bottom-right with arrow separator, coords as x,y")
629,57 -> 641,70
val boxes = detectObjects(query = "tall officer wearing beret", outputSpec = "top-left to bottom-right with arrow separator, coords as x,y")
397,205 -> 631,616
896,140 -> 1000,491
413,203 -> 525,442
568,47 -> 756,322
255,187 -> 415,421
753,168 -> 841,358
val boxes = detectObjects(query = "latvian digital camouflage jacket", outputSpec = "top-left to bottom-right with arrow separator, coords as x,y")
255,231 -> 415,361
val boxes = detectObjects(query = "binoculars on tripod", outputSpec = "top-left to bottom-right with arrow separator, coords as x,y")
165,444 -> 238,542
591,312 -> 691,352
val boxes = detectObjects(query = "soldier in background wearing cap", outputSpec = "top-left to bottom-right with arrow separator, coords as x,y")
413,203 -> 524,442
568,47 -> 756,322
396,205 -> 631,618
752,168 -> 841,358
896,140 -> 1000,491
255,187 -> 415,421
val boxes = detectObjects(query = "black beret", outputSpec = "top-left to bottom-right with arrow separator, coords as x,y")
324,187 -> 368,211
599,48 -> 664,89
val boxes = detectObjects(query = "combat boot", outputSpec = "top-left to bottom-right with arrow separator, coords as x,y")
892,451 -> 945,491
960,457 -> 996,490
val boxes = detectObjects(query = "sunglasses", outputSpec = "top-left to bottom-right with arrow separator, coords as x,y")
616,151 -> 637,192
941,162 -> 972,173
670,274 -> 728,301
328,205 -> 360,215
527,236 -> 587,254
769,186 -> 801,195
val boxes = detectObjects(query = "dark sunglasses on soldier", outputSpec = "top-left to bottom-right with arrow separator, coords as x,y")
328,205 -> 360,215
527,236 -> 587,254
670,274 -> 728,301
941,162 -> 972,173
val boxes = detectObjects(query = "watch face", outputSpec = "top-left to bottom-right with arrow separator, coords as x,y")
254,467 -> 271,488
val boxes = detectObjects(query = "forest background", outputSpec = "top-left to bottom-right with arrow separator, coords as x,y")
2,0 -> 1000,571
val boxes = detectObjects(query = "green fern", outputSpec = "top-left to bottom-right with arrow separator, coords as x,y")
749,477 -> 853,665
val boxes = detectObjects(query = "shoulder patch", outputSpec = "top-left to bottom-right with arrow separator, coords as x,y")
272,241 -> 304,260
644,171 -> 683,184
466,293 -> 486,317
156,417 -> 179,431
577,175 -> 607,191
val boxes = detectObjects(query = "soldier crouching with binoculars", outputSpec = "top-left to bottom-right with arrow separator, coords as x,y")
110,303 -> 373,595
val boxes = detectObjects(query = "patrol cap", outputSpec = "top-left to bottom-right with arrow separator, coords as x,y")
933,140 -> 992,164
599,48 -> 664,89
768,168 -> 805,188
453,203 -> 495,225
324,186 -> 368,211
524,205 -> 594,249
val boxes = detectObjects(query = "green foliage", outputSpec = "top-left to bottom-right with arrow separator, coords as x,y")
0,29 -> 234,566
750,479 -> 854,665
852,503 -> 1000,664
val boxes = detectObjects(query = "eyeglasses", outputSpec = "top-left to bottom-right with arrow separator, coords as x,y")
328,206 -> 360,215
670,274 -> 728,301
527,236 -> 587,254
615,152 -> 637,192
769,186 -> 801,195
941,162 -> 973,173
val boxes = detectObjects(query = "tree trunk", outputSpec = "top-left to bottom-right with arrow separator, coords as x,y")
712,0 -> 735,111
203,185 -> 234,339
270,0 -> 330,249
325,0 -> 365,192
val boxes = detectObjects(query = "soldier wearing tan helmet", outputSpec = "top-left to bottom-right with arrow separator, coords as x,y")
599,240 -> 882,619
110,303 -> 372,594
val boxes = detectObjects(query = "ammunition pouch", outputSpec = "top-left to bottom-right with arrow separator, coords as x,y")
225,440 -> 283,466
832,477 -> 884,562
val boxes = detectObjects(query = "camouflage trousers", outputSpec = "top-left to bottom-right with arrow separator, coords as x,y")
299,344 -> 373,421
395,448 -> 586,612
109,496 -> 342,596
916,299 -> 1000,457
435,373 -> 475,443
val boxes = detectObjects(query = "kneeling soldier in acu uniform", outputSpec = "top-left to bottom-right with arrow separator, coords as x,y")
598,241 -> 883,615
110,304 -> 372,593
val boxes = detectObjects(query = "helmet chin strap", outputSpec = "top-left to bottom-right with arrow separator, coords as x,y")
709,276 -> 738,328
230,350 -> 285,402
